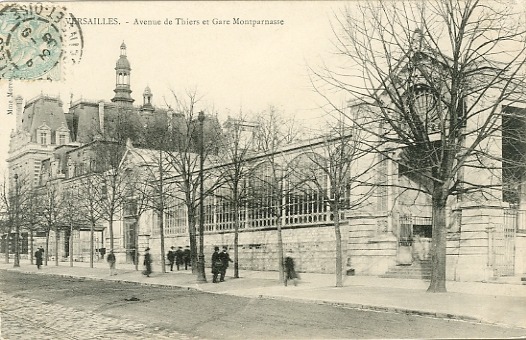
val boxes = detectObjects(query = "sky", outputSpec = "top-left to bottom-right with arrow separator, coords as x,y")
0,1 -> 350,172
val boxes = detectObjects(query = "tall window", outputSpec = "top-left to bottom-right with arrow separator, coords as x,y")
40,132 -> 48,145
164,203 -> 188,235
286,153 -> 328,225
59,134 -> 66,145
248,162 -> 278,228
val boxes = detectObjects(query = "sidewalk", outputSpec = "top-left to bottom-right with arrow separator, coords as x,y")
2,259 -> 526,330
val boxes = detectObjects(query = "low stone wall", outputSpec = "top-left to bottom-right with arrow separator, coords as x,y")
347,216 -> 397,276
148,223 -> 346,274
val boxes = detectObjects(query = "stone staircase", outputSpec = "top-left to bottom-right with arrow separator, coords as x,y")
381,260 -> 432,280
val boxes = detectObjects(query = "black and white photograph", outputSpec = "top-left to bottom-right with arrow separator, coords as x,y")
0,1 -> 526,339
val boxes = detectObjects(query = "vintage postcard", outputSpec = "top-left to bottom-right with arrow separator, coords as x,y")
1,1 -> 526,339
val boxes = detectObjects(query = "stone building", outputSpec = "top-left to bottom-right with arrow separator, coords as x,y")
4,43 -> 170,262
4,41 -> 526,285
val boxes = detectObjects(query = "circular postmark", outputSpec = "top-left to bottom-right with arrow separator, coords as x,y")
0,3 -> 83,80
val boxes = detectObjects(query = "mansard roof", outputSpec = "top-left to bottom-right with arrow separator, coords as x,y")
22,95 -> 68,143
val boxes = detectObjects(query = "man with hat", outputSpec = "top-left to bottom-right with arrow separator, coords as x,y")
211,246 -> 221,283
167,246 -> 176,271
107,249 -> 116,276
218,246 -> 233,282
143,248 -> 152,277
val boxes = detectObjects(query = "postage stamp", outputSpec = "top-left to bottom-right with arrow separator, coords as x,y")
0,2 -> 83,81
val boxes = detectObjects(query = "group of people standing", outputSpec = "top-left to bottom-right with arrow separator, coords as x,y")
36,244 -> 299,286
167,246 -> 191,271
211,246 -> 233,283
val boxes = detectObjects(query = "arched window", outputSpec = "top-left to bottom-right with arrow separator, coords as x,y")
286,153 -> 328,225
247,161 -> 278,228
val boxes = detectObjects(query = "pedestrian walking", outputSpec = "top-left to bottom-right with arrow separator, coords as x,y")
211,246 -> 221,283
218,246 -> 233,282
35,246 -> 43,269
107,249 -> 117,276
183,245 -> 191,270
175,246 -> 185,271
284,250 -> 299,287
143,248 -> 152,277
167,246 -> 176,271
100,247 -> 106,261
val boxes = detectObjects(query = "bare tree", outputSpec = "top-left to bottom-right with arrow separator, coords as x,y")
0,173 -> 14,264
315,0 -> 526,292
90,141 -> 130,254
123,159 -> 155,271
73,173 -> 103,268
61,187 -> 83,267
0,172 -> 33,266
292,119 -> 376,286
215,111 -> 257,278
129,143 -> 173,274
161,89 -> 223,279
20,189 -> 42,266
36,179 -> 63,266
249,106 -> 304,283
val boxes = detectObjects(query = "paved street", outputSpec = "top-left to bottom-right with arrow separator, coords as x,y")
1,268 -> 525,339
1,292 -> 196,340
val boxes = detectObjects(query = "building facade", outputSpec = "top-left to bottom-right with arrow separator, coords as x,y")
4,43 -> 526,284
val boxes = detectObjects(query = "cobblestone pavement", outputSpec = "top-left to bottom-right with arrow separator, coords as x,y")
0,293 -> 202,340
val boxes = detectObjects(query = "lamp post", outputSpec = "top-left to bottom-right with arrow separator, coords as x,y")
197,110 -> 207,282
13,174 -> 20,267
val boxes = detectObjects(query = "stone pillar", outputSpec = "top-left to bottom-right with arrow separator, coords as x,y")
59,230 -> 67,260
455,202 -> 505,281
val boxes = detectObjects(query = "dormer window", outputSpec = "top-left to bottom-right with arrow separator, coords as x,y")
37,122 -> 51,145
56,122 -> 70,145
40,131 -> 48,145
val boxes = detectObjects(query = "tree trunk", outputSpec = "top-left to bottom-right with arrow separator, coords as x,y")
188,213 -> 198,274
4,228 -> 11,264
54,227 -> 59,266
30,230 -> 34,265
233,198 -> 240,278
427,187 -> 448,293
334,208 -> 343,287
109,216 -> 114,254
70,223 -> 74,267
159,210 -> 166,273
45,231 -> 50,266
135,218 -> 139,271
276,216 -> 284,283
90,223 -> 94,268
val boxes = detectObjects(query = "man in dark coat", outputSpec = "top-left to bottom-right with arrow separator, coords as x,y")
284,250 -> 298,286
211,246 -> 221,283
183,246 -> 191,270
35,247 -> 43,269
175,246 -> 185,271
167,246 -> 176,271
143,248 -> 152,277
218,246 -> 233,282
107,249 -> 116,276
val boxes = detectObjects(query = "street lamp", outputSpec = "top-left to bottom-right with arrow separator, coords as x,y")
13,173 -> 19,267
197,110 -> 207,282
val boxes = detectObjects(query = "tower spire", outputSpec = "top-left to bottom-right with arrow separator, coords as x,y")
111,42 -> 134,106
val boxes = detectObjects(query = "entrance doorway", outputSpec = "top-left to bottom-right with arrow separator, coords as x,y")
124,219 -> 137,264
397,215 -> 432,264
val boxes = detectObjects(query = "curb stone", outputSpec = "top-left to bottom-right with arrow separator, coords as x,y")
3,268 -> 524,330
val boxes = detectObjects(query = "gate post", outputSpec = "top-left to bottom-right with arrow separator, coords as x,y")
456,202 -> 505,282
486,225 -> 495,277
